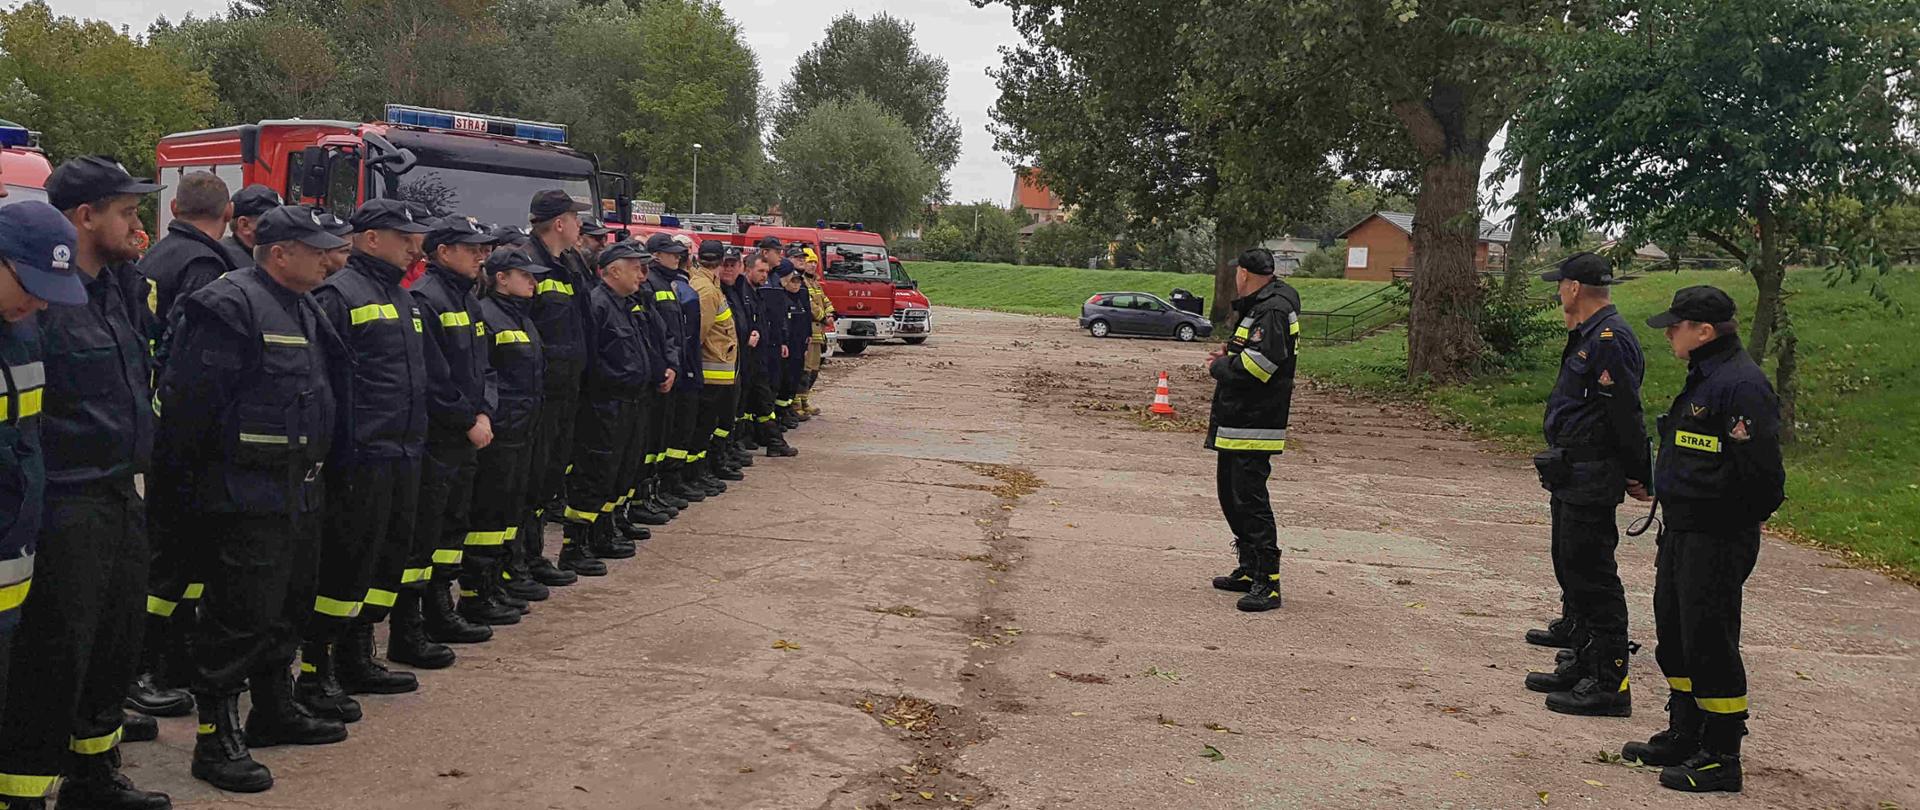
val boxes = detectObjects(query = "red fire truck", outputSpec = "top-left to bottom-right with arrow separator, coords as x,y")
154,104 -> 630,240
0,121 -> 52,209
742,221 -> 897,356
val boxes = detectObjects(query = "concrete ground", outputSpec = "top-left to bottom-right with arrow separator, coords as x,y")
121,308 -> 1918,809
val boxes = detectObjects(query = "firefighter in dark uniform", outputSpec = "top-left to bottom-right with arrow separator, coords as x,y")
745,248 -> 794,456
635,233 -> 688,520
608,243 -> 672,540
558,241 -> 660,573
1621,286 -> 1783,794
773,256 -> 811,431
0,202 -> 83,710
222,185 -> 282,269
132,170 -> 241,723
461,248 -> 547,625
518,190 -> 594,591
1205,248 -> 1299,613
1526,252 -> 1649,719
650,234 -> 712,503
0,156 -> 168,810
157,205 -> 347,793
395,215 -> 498,668
299,198 -> 430,723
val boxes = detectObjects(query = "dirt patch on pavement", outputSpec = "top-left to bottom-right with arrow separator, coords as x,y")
848,695 -> 994,809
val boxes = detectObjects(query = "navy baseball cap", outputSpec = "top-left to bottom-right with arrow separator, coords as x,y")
0,201 -> 87,305
645,232 -> 686,255
485,247 -> 550,276
597,240 -> 650,268
697,239 -> 726,261
254,205 -> 351,250
1540,252 -> 1617,285
1646,285 -> 1737,329
425,215 -> 493,253
348,199 -> 431,234
230,184 -> 283,219
529,189 -> 590,223
581,218 -> 611,236
45,155 -> 164,211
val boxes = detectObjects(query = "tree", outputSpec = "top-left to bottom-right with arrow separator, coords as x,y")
919,223 -> 967,261
773,12 -> 961,195
770,95 -> 937,237
0,0 -> 217,174
1295,180 -> 1415,246
931,201 -> 1022,264
619,0 -> 763,212
1506,0 -> 1920,436
1024,220 -> 1108,268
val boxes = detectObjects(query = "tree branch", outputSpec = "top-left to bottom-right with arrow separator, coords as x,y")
1698,228 -> 1750,262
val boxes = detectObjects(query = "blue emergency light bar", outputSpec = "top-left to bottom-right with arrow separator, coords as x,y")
0,125 -> 35,149
383,105 -> 568,145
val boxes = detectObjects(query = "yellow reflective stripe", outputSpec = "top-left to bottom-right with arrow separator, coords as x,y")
438,311 -> 473,328
182,582 -> 205,599
145,595 -> 177,617
0,772 -> 57,796
1213,437 -> 1287,452
314,595 -> 362,617
702,364 -> 736,381
401,566 -> 433,584
1695,695 -> 1748,714
349,303 -> 400,325
1675,431 -> 1721,453
536,279 -> 574,296
563,506 -> 600,523
1667,677 -> 1693,692
1234,326 -> 1250,340
432,548 -> 465,565
0,389 -> 45,422
262,333 -> 308,346
506,526 -> 519,540
412,317 -> 423,333
197,723 -> 216,735
715,306 -> 734,323
464,530 -> 510,546
363,588 -> 398,608
1239,351 -> 1274,382
665,448 -> 689,460
655,289 -> 676,302
713,427 -> 730,438
494,330 -> 531,345
0,578 -> 30,613
239,432 -> 290,445
1618,674 -> 1630,692
1289,320 -> 1301,336
299,661 -> 316,674
69,727 -> 123,755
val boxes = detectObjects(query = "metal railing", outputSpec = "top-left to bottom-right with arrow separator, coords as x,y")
1297,283 -> 1408,344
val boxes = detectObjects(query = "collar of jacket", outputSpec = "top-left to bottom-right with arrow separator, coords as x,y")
1571,303 -> 1620,338
427,261 -> 477,295
347,251 -> 408,286
166,218 -> 234,260
490,289 -> 533,314
1232,278 -> 1282,311
1686,333 -> 1742,378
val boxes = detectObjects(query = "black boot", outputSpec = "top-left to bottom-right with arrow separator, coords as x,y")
591,517 -> 638,560
1659,713 -> 1742,792
1526,614 -> 1577,648
559,522 -> 609,576
1235,549 -> 1283,612
387,592 -> 455,669
502,530 -> 551,602
422,574 -> 493,643
458,560 -> 522,626
1526,623 -> 1590,693
613,505 -> 653,540
1211,541 -> 1256,592
628,490 -> 672,525
1623,690 -> 1703,766
121,711 -> 158,742
191,692 -> 272,793
656,475 -> 691,509
57,747 -> 172,809
335,623 -> 418,695
1546,636 -> 1633,717
519,517 -> 577,587
671,468 -> 708,503
127,615 -> 194,717
765,438 -> 799,457
295,637 -> 362,723
245,663 -> 348,747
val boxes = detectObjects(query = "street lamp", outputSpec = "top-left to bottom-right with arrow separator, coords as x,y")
691,142 -> 703,214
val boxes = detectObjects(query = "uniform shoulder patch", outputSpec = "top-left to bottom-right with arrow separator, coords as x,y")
1250,326 -> 1265,343
1599,328 -> 1615,340
1598,369 -> 1613,387
1576,349 -> 1588,360
1689,403 -> 1708,417
1729,417 -> 1751,442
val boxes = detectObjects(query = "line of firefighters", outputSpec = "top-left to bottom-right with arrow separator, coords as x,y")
0,157 -> 839,808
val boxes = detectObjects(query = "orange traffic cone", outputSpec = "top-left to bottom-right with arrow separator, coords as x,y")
1150,371 -> 1176,416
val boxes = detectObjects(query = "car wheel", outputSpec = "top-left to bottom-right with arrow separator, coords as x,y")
1176,323 -> 1197,342
837,340 -> 869,356
1089,319 -> 1110,338
903,337 -> 928,345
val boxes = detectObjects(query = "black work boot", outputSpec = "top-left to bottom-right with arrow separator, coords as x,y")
1659,713 -> 1743,792
591,517 -> 638,560
191,692 -> 272,793
519,517 -> 576,587
335,623 -> 418,695
121,711 -> 158,743
127,614 -> 194,717
696,461 -> 728,494
1235,550 -> 1283,612
295,637 -> 362,723
1526,624 -> 1591,693
58,746 -> 173,809
765,438 -> 799,457
527,553 -> 578,587
501,566 -> 550,602
655,475 -> 689,510
672,469 -> 708,503
422,575 -> 493,644
1211,541 -> 1256,592
1526,614 -> 1577,648
245,664 -> 348,747
614,505 -> 655,539
1546,636 -> 1633,717
628,490 -> 672,525
458,563 -> 522,626
387,592 -> 456,669
559,522 -> 609,576
1623,690 -> 1703,766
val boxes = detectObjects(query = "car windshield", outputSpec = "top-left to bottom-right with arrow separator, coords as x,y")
822,242 -> 890,280
889,262 -> 912,285
388,163 -> 593,228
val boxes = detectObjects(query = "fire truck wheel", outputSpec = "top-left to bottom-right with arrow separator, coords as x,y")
837,340 -> 869,356
902,337 -> 928,346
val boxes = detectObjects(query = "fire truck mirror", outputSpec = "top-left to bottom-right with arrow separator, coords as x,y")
299,146 -> 330,201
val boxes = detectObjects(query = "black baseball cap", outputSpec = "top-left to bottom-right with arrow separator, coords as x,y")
529,189 -> 590,223
697,239 -> 726,261
755,235 -> 782,250
230,184 -> 283,219
581,218 -> 611,236
484,247 -> 551,276
255,205 -> 352,250
0,201 -> 87,305
722,246 -> 743,263
315,208 -> 352,237
1646,285 -> 1737,329
597,240 -> 650,268
425,215 -> 493,253
1540,252 -> 1617,285
645,232 -> 687,255
45,155 -> 164,211
488,225 -> 530,247
348,199 -> 431,234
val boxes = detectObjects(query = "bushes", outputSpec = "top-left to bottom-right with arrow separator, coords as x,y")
1023,221 -> 1108,268
1295,243 -> 1347,278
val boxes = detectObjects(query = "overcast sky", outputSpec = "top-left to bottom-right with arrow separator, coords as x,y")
61,0 -> 1025,207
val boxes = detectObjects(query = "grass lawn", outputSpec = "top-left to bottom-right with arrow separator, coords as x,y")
1300,268 -> 1920,579
906,260 -> 1378,317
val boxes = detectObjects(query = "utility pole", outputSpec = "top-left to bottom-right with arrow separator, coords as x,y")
691,142 -> 703,214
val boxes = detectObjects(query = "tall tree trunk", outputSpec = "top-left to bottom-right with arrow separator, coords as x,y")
1504,148 -> 1542,292
1404,152 -> 1488,382
1210,225 -> 1253,325
1748,192 -> 1782,365
1774,327 -> 1798,444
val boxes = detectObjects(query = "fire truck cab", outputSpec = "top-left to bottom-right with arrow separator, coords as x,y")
154,105 -> 630,240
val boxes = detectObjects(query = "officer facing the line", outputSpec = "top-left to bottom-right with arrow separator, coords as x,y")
222,184 -> 283,269
1527,252 -> 1649,719
1622,286 -> 1783,794
1205,248 -> 1300,614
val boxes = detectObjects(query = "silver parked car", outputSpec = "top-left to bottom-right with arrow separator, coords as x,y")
1078,292 -> 1215,341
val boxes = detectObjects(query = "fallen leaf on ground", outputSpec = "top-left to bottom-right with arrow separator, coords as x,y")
437,769 -> 467,778
1070,711 -> 1087,717
1795,670 -> 1813,681
1052,670 -> 1110,684
1453,770 -> 1470,779
1202,722 -> 1240,734
771,639 -> 801,650
1582,779 -> 1605,787
1538,791 -> 1549,805
1181,777 -> 1197,785
918,791 -> 935,800
738,767 -> 754,774
1200,745 -> 1225,761
1405,601 -> 1427,609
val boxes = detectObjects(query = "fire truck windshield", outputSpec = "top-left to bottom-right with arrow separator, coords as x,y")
821,242 -> 890,280
390,164 -> 592,227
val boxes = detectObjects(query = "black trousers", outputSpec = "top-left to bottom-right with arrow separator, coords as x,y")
0,478 -> 147,798
470,436 -> 534,575
565,397 -> 639,532
620,390 -> 659,502
528,387 -> 580,519
665,387 -> 699,470
416,433 -> 478,579
1654,525 -> 1760,746
1549,497 -> 1628,637
744,362 -> 777,433
695,384 -> 737,465
192,509 -> 320,696
311,457 -> 419,635
142,467 -> 202,637
1216,452 -> 1277,557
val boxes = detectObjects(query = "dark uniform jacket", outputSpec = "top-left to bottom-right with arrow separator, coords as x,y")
668,266 -> 703,392
478,292 -> 545,443
41,263 -> 155,486
727,277 -> 760,381
525,237 -> 592,397
221,234 -> 254,270
642,268 -> 687,386
582,282 -> 658,400
140,220 -> 239,325
1654,335 -> 1785,530
756,281 -> 791,381
1541,305 -> 1650,504
0,320 -> 46,617
156,266 -> 337,515
1206,279 -> 1301,454
313,252 -> 427,461
410,263 -> 493,438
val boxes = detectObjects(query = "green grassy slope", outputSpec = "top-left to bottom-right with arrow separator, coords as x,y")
906,260 -> 1377,317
